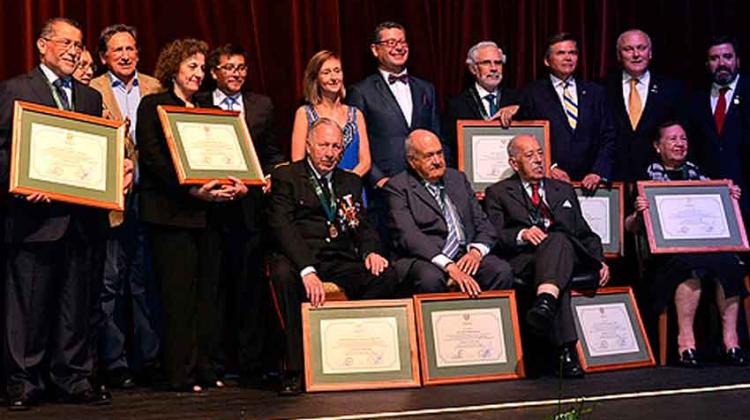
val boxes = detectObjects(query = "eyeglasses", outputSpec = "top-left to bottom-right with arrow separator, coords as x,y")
217,64 -> 248,73
44,37 -> 84,52
376,39 -> 408,49
476,59 -> 504,67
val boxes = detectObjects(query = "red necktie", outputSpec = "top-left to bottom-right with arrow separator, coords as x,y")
715,86 -> 729,136
531,183 -> 541,208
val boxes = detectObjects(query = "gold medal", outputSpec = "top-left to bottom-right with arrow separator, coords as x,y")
328,223 -> 339,239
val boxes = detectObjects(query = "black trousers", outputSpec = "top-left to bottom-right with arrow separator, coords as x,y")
269,254 -> 398,373
148,225 -> 221,388
4,228 -> 104,399
509,232 -> 578,346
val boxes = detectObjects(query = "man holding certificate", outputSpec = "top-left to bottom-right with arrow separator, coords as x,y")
484,134 -> 610,378
267,118 -> 398,395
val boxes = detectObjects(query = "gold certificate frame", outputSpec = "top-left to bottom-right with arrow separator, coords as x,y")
157,105 -> 265,185
302,299 -> 420,392
9,100 -> 125,211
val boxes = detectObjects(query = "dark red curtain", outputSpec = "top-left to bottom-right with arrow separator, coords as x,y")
1,0 -> 747,145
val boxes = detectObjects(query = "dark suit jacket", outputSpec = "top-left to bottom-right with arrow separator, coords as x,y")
0,66 -> 108,243
602,72 -> 687,182
518,78 -> 616,181
483,175 -> 603,262
444,85 -> 519,153
348,73 -> 442,184
385,168 -> 497,261
688,75 -> 750,215
267,160 -> 381,271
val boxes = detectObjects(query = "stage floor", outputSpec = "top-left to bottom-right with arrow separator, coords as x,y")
3,364 -> 750,419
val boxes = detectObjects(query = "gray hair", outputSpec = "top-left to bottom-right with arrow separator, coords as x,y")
39,17 -> 82,40
307,117 -> 343,143
405,134 -> 416,159
507,136 -> 520,159
616,29 -> 652,52
466,41 -> 507,66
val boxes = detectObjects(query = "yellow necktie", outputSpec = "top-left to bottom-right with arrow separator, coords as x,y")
628,78 -> 642,129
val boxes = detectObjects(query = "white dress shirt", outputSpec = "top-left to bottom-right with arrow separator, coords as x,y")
622,70 -> 650,114
711,74 -> 740,114
39,64 -> 73,109
550,74 -> 577,111
213,89 -> 245,115
379,68 -> 413,126
475,82 -> 500,119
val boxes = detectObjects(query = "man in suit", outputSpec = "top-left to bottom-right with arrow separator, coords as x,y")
195,43 -> 284,387
89,23 -> 162,390
348,21 -> 442,249
444,41 -> 520,151
603,29 -> 687,182
386,129 -> 513,295
689,36 -> 750,225
484,134 -> 609,378
517,33 -> 616,190
0,17 -> 120,409
267,118 -> 397,395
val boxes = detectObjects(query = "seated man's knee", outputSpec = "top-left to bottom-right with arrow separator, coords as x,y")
411,262 -> 448,293
482,255 -> 515,290
538,232 -> 574,255
268,256 -> 298,288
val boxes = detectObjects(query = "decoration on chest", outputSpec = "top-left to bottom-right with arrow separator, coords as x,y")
337,194 -> 361,231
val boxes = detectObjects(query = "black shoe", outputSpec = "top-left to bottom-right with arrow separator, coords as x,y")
526,293 -> 557,336
556,345 -> 585,379
723,347 -> 748,366
95,384 -> 113,405
678,348 -> 701,368
279,374 -> 302,396
8,395 -> 37,411
107,367 -> 136,389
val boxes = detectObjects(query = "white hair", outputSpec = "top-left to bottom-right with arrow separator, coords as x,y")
616,29 -> 652,52
466,41 -> 507,66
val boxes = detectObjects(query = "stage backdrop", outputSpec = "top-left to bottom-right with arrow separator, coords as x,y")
0,0 -> 747,153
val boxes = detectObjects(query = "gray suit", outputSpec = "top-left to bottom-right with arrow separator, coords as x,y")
385,168 -> 513,293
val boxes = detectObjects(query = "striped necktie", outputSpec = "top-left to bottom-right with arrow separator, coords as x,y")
562,81 -> 578,129
426,183 -> 461,259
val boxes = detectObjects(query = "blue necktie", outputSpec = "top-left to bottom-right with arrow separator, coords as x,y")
53,78 -> 72,111
426,183 -> 461,259
223,96 -> 238,111
485,93 -> 499,116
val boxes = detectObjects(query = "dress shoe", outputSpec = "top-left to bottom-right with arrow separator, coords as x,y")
723,347 -> 748,366
678,348 -> 701,368
556,345 -> 584,379
95,384 -> 113,405
526,293 -> 557,336
279,374 -> 302,396
8,395 -> 37,411
107,367 -> 136,389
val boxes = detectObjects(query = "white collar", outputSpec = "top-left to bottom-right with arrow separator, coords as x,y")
622,69 -> 650,84
379,67 -> 408,82
39,63 -> 64,84
213,88 -> 242,106
550,74 -> 575,88
712,74 -> 740,94
475,82 -> 498,98
108,70 -> 140,88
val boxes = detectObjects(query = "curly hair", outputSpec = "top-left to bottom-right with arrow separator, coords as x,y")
154,38 -> 209,88
303,50 -> 345,105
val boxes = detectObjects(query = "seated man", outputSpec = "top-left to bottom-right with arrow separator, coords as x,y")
484,134 -> 609,378
385,129 -> 513,296
625,121 -> 747,367
267,118 -> 398,395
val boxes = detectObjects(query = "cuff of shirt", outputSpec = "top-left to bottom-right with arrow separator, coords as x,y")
431,254 -> 454,271
516,229 -> 527,245
467,243 -> 489,257
300,266 -> 317,278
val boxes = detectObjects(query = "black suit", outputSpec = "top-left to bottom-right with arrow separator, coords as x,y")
602,72 -> 687,182
266,161 -> 397,372
484,175 -> 604,346
385,168 -> 513,292
0,66 -> 107,399
444,85 -> 519,152
518,78 -> 616,181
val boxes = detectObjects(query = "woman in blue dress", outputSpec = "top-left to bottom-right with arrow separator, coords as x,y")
291,50 -> 371,176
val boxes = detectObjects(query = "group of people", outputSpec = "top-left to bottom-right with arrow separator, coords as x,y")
0,16 -> 748,411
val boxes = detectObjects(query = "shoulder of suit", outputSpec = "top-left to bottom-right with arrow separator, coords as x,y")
90,74 -> 108,90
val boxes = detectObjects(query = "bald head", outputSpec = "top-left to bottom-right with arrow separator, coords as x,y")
405,129 -> 446,183
508,134 -> 545,182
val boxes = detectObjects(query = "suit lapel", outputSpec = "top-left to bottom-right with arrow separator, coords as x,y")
408,77 -> 421,127
466,85 -> 487,119
28,67 -> 58,108
409,174 -> 443,218
575,79 -> 588,131
504,177 -> 529,211
373,75 -> 410,130
444,173 -> 469,226
544,79 -> 573,134
545,181 -> 565,211
102,82 -> 123,120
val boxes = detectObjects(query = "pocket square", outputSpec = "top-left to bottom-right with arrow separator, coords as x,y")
562,200 -> 573,208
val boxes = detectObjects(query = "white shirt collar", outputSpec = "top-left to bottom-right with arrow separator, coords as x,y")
39,63 -> 64,84
108,70 -> 140,88
550,74 -> 575,88
213,88 -> 242,107
622,69 -> 650,85
306,158 -> 332,180
474,82 -> 498,98
379,67 -> 408,82
712,74 -> 740,95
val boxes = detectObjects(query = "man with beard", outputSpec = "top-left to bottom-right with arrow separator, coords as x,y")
689,36 -> 750,232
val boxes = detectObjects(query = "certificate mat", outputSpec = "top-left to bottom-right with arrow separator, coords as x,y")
10,101 -> 125,210
574,182 -> 624,257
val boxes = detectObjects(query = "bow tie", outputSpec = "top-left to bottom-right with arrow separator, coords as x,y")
388,73 -> 409,85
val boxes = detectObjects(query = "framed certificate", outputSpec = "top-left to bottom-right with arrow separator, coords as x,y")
637,180 -> 749,254
572,287 -> 655,372
157,105 -> 265,185
414,291 -> 524,385
574,182 -> 624,258
9,101 -> 125,210
302,299 -> 420,392
456,120 -> 551,196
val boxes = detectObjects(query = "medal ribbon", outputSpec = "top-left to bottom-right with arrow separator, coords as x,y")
306,164 -> 337,223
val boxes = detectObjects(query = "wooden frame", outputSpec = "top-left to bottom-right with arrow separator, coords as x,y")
571,287 -> 655,372
157,105 -> 265,185
10,100 -> 125,210
456,120 -> 551,197
573,182 -> 625,258
637,180 -> 749,254
302,299 -> 420,392
414,291 -> 524,385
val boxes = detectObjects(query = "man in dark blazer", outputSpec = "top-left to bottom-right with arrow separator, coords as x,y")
484,134 -> 609,378
603,29 -> 687,182
0,18 -> 113,410
196,43 -> 285,388
444,41 -> 520,152
267,118 -> 397,395
517,33 -> 616,190
348,21 -> 442,249
386,129 -> 513,295
689,36 -> 750,225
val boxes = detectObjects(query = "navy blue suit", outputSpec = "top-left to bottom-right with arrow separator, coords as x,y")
518,78 -> 616,181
